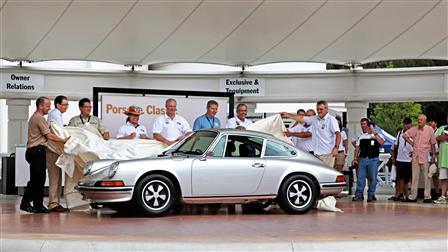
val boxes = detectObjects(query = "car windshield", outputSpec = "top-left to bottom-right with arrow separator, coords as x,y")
170,131 -> 218,155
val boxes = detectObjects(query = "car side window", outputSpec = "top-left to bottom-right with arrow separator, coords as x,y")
211,135 -> 226,157
225,135 -> 263,158
265,140 -> 297,157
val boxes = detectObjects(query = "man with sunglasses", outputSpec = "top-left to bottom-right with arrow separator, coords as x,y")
226,103 -> 253,130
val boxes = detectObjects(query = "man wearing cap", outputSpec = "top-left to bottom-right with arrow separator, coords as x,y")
153,98 -> 192,146
226,103 -> 252,130
193,100 -> 221,131
117,105 -> 150,139
68,98 -> 110,140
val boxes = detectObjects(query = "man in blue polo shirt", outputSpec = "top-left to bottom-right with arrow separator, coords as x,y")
193,100 -> 221,130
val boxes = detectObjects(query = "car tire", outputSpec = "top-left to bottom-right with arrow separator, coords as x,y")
133,174 -> 177,217
278,174 -> 316,214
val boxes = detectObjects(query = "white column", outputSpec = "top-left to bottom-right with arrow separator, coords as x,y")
6,99 -> 30,154
244,102 -> 263,121
346,102 -> 369,161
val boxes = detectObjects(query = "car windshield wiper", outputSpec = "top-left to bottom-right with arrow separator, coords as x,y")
184,150 -> 203,155
173,150 -> 202,155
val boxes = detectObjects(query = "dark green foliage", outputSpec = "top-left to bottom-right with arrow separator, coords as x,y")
369,103 -> 422,134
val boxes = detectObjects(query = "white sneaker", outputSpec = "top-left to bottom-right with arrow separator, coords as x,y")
433,196 -> 447,204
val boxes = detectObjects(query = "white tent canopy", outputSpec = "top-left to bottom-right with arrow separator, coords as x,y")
1,0 -> 447,67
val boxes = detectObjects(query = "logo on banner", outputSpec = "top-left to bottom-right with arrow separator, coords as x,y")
1,73 -> 44,92
220,78 -> 265,96
105,104 -> 166,115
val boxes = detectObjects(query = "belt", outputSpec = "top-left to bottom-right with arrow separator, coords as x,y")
359,156 -> 378,159
338,150 -> 344,153
28,145 -> 46,150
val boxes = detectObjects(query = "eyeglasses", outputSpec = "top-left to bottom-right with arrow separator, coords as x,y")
237,110 -> 247,113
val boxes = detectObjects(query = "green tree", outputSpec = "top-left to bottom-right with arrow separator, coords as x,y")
370,102 -> 422,134
327,59 -> 448,69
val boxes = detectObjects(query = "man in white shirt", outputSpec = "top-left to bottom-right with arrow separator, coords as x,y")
285,109 -> 313,153
153,98 -> 192,146
282,100 -> 341,167
391,117 -> 413,201
46,95 -> 70,212
226,103 -> 253,129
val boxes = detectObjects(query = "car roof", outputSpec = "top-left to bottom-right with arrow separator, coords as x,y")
196,128 -> 289,144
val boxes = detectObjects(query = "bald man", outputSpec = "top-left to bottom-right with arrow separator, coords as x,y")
403,114 -> 437,203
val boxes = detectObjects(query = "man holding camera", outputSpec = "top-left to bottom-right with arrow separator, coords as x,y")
352,118 -> 385,202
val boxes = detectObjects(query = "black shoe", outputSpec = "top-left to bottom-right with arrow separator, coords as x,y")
34,206 -> 49,213
20,204 -> 35,213
352,196 -> 363,202
393,194 -> 404,202
367,196 -> 376,202
423,199 -> 432,203
403,198 -> 417,203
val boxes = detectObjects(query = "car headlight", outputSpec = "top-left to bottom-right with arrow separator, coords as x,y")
108,161 -> 119,178
83,161 -> 94,176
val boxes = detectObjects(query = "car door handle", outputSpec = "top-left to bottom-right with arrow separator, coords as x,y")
252,163 -> 265,168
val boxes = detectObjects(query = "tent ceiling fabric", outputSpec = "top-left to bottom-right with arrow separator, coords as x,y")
1,0 -> 447,66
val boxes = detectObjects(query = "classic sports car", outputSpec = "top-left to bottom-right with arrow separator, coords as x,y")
77,129 -> 346,216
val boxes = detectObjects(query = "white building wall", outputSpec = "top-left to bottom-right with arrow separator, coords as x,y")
1,66 -> 447,155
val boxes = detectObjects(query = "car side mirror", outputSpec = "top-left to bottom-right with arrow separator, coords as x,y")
199,151 -> 213,161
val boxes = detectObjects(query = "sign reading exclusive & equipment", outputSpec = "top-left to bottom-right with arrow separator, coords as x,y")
1,73 -> 44,93
220,78 -> 265,96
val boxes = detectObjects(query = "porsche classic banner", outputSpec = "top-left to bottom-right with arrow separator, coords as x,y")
101,95 -> 228,139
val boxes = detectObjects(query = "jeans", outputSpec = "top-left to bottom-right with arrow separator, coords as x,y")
21,146 -> 47,208
355,157 -> 379,198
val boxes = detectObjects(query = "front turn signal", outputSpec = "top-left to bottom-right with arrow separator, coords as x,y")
95,181 -> 125,187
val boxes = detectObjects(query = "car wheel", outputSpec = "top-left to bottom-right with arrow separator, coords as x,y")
278,174 -> 316,214
133,174 -> 177,217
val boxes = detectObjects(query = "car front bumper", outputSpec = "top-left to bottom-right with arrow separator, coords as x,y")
76,185 -> 134,203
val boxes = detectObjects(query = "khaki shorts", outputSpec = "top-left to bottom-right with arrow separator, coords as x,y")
439,168 -> 448,180
335,151 -> 346,166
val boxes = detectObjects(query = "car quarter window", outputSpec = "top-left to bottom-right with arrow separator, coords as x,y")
211,135 -> 226,157
224,135 -> 263,158
264,140 -> 297,157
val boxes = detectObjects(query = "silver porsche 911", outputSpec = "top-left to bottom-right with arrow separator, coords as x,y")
77,129 -> 346,216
